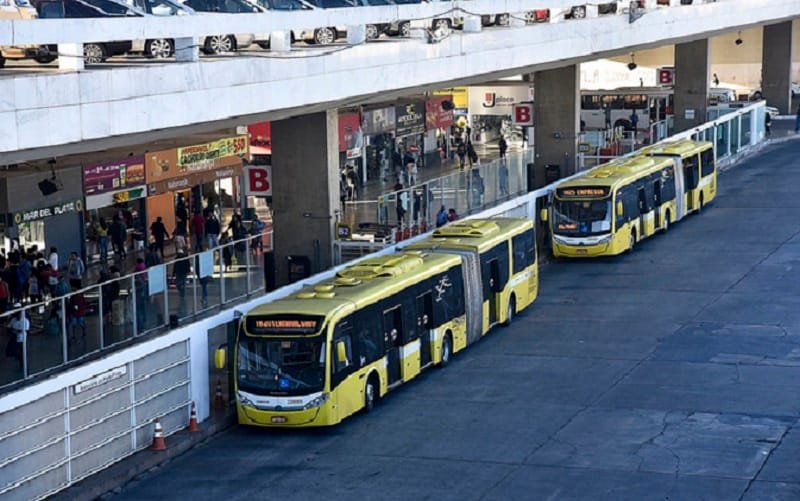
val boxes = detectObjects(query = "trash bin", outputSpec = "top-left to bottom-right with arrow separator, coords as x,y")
287,255 -> 311,284
545,164 -> 561,184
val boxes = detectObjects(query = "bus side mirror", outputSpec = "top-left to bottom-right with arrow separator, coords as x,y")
214,346 -> 227,370
336,341 -> 349,367
616,201 -> 624,216
539,208 -> 548,222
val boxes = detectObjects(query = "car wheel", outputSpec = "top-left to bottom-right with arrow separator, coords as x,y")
571,6 -> 587,19
752,91 -> 763,100
365,24 -> 380,40
83,43 -> 106,64
432,18 -> 451,32
496,13 -> 510,26
204,35 -> 235,55
399,21 -> 411,37
34,48 -> 57,64
257,42 -> 271,50
146,39 -> 174,59
314,27 -> 336,45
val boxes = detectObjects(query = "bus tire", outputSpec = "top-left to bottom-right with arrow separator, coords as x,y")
364,374 -> 379,413
504,295 -> 516,327
699,194 -> 704,213
628,228 -> 637,253
440,332 -> 453,367
662,212 -> 670,233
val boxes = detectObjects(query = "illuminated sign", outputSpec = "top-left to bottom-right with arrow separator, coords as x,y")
557,187 -> 610,199
246,316 -> 322,335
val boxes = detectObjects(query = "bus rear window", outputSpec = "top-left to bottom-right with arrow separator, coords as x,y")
245,314 -> 325,335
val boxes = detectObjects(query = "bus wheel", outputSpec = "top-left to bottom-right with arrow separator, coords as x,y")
698,194 -> 704,213
662,212 -> 670,233
504,296 -> 516,326
629,229 -> 637,252
440,333 -> 453,367
364,375 -> 378,413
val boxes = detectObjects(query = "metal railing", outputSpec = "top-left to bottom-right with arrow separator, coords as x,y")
0,233 -> 270,391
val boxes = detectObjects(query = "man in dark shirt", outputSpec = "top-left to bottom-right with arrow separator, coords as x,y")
150,217 -> 170,258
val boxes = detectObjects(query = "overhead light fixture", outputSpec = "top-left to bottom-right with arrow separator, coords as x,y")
735,31 -> 743,46
627,53 -> 637,71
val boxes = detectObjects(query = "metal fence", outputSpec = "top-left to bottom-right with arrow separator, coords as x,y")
0,233 -> 270,391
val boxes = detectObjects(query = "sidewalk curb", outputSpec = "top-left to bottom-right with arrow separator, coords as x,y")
49,412 -> 235,501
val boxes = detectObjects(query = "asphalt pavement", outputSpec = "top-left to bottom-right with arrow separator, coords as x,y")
103,137 -> 800,500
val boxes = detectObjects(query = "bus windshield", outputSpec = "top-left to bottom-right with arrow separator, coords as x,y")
553,199 -> 612,236
237,336 -> 326,396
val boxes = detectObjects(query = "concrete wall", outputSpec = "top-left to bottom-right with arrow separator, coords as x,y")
1,0 -> 798,159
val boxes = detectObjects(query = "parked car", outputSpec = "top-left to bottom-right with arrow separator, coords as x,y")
0,0 -> 58,67
126,0 -> 195,58
181,0 -> 270,53
34,0 -> 136,64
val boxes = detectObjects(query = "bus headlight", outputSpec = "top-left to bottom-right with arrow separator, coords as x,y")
237,392 -> 254,407
303,393 -> 329,410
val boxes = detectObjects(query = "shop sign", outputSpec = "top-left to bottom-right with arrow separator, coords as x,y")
395,102 -> 425,137
83,156 -> 145,196
112,187 -> 147,203
74,365 -> 127,395
512,103 -> 534,126
434,87 -> 468,109
338,112 -> 363,155
361,107 -> 396,135
426,95 -> 455,130
468,85 -> 534,116
147,165 -> 243,196
177,136 -> 248,172
14,199 -> 83,224
245,165 -> 272,197
248,121 -> 271,147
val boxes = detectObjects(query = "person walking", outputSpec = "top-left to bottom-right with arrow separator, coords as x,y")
204,213 -> 221,250
97,218 -> 109,263
173,223 -> 187,254
109,216 -> 127,260
250,214 -> 266,254
436,205 -> 448,228
466,141 -> 478,167
67,251 -> 85,290
149,217 -> 170,258
48,247 -> 59,270
191,211 -> 205,252
173,250 -> 190,310
7,309 -> 29,369
498,136 -> 508,159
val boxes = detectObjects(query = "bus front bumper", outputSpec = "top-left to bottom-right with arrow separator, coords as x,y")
237,402 -> 329,427
552,241 -> 612,258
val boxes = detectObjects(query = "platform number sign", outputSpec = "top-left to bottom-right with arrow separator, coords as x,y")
512,103 -> 534,126
658,67 -> 675,86
245,165 -> 272,196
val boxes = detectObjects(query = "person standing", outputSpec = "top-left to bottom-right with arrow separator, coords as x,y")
466,141 -> 478,167
8,309 -> 29,369
205,213 -> 221,250
250,214 -> 266,254
191,211 -> 205,252
48,247 -> 59,271
109,216 -> 127,260
436,205 -> 448,228
67,251 -> 85,290
604,104 -> 612,130
97,218 -> 109,263
456,141 -> 467,169
498,136 -> 508,159
149,217 -> 169,258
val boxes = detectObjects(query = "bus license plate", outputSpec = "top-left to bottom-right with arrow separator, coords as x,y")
271,416 -> 287,424
576,249 -> 588,255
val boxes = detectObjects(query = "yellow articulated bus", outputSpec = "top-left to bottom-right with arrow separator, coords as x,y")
215,218 -> 538,427
546,140 -> 715,257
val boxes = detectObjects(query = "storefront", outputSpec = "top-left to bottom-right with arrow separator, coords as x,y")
1,166 -> 85,265
362,106 -> 396,183
338,112 -> 364,185
467,84 -> 533,145
394,101 -> 426,169
145,135 -> 249,234
425,95 -> 455,168
83,156 -> 147,257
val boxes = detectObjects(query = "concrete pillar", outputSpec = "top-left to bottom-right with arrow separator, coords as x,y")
57,43 -> 83,71
533,65 -> 580,187
269,31 -> 292,53
761,21 -> 794,115
271,110 -> 340,285
347,25 -> 366,45
174,37 -> 199,62
462,17 -> 482,33
673,39 -> 710,133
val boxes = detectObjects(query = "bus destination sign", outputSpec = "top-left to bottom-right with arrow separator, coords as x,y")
246,316 -> 322,335
557,187 -> 610,199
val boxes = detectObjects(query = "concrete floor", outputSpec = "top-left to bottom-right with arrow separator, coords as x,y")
105,137 -> 800,500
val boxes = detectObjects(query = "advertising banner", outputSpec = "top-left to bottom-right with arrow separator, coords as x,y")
395,102 -> 425,137
83,156 -> 145,196
426,95 -> 455,130
338,112 -> 363,156
468,85 -> 535,116
434,87 -> 468,109
176,136 -> 248,172
361,107 -> 396,135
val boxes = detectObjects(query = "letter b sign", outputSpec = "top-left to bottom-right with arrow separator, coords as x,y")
245,165 -> 272,196
513,103 -> 534,126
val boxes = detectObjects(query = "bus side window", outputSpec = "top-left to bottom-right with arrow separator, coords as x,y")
661,167 -> 676,201
332,321 -> 355,384
433,266 -> 464,327
354,308 -> 382,367
700,148 -> 715,176
512,233 -> 527,274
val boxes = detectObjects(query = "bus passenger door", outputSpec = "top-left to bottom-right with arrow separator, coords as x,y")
382,307 -> 403,386
653,180 -> 662,229
416,293 -> 433,367
487,259 -> 500,325
684,163 -> 697,211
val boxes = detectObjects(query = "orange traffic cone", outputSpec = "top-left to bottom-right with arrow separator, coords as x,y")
214,379 -> 225,410
187,402 -> 200,433
151,418 -> 167,451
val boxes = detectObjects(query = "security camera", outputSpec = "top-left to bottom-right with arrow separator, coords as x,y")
627,61 -> 638,71
735,38 -> 743,46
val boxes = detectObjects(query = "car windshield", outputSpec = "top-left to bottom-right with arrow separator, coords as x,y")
553,198 -> 612,236
237,336 -> 326,396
